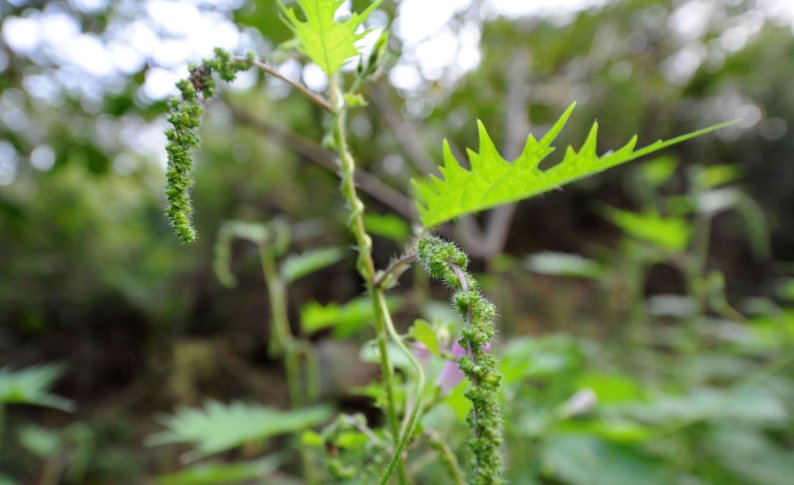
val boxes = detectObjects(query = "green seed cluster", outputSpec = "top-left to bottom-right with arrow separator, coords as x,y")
417,234 -> 504,485
164,48 -> 251,242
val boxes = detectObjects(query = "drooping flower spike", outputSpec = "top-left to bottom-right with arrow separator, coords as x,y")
417,234 -> 504,485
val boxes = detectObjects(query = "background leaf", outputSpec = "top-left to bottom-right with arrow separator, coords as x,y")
280,247 -> 343,283
410,319 -> 441,357
603,208 -> 691,252
300,296 -> 398,337
0,365 -> 74,412
148,402 -> 333,461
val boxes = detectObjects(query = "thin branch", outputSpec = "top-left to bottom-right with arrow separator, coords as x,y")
369,82 -> 439,175
235,56 -> 333,113
374,252 -> 417,289
227,103 -> 416,219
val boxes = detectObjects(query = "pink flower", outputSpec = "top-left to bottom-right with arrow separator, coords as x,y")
436,339 -> 491,395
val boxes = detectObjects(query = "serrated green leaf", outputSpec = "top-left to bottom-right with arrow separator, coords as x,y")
280,247 -> 343,283
148,401 -> 333,461
279,0 -> 383,76
0,365 -> 74,412
413,103 -> 733,227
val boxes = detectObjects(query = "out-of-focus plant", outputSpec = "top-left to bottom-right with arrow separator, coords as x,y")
153,0 -> 726,482
0,365 -> 75,483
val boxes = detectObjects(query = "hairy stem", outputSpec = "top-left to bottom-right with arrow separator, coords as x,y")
236,56 -> 333,112
377,290 -> 426,485
329,74 -> 408,485
417,235 -> 504,484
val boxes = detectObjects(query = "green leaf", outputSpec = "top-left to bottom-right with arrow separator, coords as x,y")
603,208 -> 691,252
574,373 -> 644,404
542,434 -> 672,485
300,296 -> 398,337
0,365 -> 74,412
363,213 -> 411,242
413,102 -> 733,228
638,155 -> 677,187
410,319 -> 441,357
301,430 -> 325,448
148,401 -> 333,461
155,457 -> 283,485
18,425 -> 62,458
360,340 -> 413,372
280,247 -> 343,283
696,164 -> 742,189
706,424 -> 794,485
279,0 -> 383,76
343,93 -> 368,107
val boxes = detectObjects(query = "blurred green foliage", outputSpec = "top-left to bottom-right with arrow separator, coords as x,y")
1,0 -> 794,482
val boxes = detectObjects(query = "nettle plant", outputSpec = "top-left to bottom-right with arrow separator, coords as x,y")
158,1 -> 728,483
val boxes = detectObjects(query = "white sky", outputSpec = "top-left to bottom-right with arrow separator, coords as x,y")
0,0 -> 792,183
1,0 -> 791,99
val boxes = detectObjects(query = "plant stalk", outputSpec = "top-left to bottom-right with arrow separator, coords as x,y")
329,74 -> 408,485
259,245 -> 317,484
377,291 -> 426,485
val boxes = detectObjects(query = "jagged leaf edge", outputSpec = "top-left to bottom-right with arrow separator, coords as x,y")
412,104 -> 734,228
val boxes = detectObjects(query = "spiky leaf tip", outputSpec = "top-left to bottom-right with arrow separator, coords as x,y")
412,103 -> 734,228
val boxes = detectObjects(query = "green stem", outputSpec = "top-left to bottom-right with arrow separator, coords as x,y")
299,341 -> 321,403
329,74 -> 408,485
259,245 -> 317,484
686,168 -> 713,342
377,291 -> 426,485
259,246 -> 293,380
